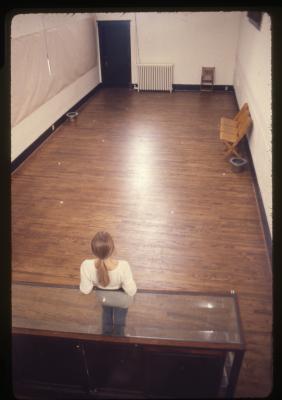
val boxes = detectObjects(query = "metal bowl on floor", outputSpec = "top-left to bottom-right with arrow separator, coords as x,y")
66,111 -> 78,122
229,157 -> 248,173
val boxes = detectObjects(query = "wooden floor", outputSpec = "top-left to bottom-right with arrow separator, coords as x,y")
12,88 -> 272,397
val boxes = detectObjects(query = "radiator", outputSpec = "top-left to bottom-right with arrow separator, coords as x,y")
137,64 -> 173,92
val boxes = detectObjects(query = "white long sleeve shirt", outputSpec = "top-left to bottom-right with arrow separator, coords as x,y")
80,259 -> 137,296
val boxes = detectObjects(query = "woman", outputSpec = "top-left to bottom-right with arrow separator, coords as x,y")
80,231 -> 137,335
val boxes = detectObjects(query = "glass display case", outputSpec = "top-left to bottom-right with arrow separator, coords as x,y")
12,283 -> 245,398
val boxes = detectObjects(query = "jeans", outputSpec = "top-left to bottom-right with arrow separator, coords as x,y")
102,306 -> 128,336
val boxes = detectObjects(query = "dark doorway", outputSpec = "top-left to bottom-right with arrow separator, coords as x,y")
98,21 -> 131,87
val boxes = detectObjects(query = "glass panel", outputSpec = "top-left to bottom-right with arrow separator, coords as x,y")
12,284 -> 243,345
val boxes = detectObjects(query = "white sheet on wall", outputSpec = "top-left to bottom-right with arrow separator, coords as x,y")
11,66 -> 100,161
11,32 -> 52,127
11,16 -> 98,127
46,18 -> 98,94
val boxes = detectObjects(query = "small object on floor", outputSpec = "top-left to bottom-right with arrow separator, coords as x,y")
229,157 -> 248,173
66,111 -> 78,122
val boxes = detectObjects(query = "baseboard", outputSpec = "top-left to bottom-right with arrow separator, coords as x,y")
11,83 -> 102,173
131,83 -> 234,92
173,84 -> 234,92
100,83 -> 134,88
233,93 -> 272,266
243,138 -> 272,265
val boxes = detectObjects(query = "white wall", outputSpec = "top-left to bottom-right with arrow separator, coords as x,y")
233,12 -> 272,235
11,13 -> 101,161
96,11 -> 241,85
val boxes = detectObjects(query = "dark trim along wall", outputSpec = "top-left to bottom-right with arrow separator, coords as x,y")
173,84 -> 234,92
245,141 -> 272,263
233,94 -> 272,265
11,83 -> 271,265
131,84 -> 235,92
11,83 -> 102,172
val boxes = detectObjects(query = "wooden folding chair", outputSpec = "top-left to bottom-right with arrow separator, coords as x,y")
220,103 -> 249,128
220,113 -> 252,158
200,67 -> 215,91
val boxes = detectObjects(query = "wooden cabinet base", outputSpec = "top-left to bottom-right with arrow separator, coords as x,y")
13,332 -> 244,398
